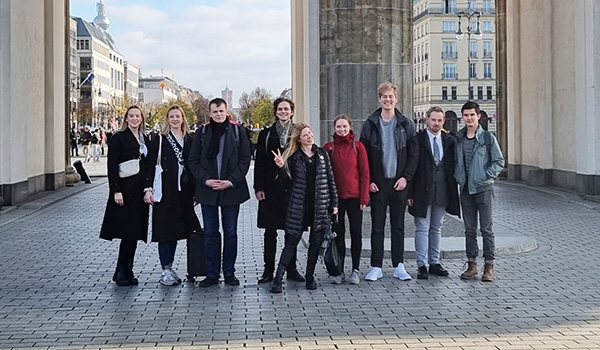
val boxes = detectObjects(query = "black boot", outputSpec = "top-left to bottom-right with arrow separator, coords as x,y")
113,268 -> 131,286
258,269 -> 273,284
305,275 -> 317,290
270,266 -> 285,293
126,258 -> 139,285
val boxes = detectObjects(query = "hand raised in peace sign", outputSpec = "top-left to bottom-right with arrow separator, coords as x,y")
271,149 -> 284,168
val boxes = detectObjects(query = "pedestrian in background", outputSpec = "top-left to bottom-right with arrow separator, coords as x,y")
359,82 -> 419,282
407,106 -> 460,280
80,126 -> 92,162
254,98 -> 305,285
144,105 -> 201,286
270,122 -> 338,293
100,105 -> 150,286
323,115 -> 369,285
70,127 -> 79,157
91,129 -> 101,162
189,98 -> 251,288
455,101 -> 504,282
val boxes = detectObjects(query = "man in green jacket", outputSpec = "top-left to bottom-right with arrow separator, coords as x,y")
454,101 -> 504,282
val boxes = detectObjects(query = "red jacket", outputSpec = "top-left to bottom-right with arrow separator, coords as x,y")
323,132 -> 370,205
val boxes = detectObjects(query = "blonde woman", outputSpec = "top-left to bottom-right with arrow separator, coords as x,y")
100,105 -> 150,286
270,123 -> 338,293
144,105 -> 201,286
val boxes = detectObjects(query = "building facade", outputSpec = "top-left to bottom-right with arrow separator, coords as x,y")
138,76 -> 178,104
413,0 -> 496,132
124,61 -> 140,103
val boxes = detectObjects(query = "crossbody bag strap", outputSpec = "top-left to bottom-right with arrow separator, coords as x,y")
157,135 -> 162,166
166,133 -> 185,165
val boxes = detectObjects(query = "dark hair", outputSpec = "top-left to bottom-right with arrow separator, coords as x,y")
273,97 -> 295,119
461,101 -> 480,114
426,106 -> 445,118
209,97 -> 227,109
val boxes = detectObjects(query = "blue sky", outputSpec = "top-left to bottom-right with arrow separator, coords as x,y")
70,0 -> 291,106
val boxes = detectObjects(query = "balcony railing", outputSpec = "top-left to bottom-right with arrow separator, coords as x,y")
483,51 -> 493,58
441,73 -> 458,79
441,51 -> 458,59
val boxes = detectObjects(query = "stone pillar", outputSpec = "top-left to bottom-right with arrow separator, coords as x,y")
319,0 -> 413,142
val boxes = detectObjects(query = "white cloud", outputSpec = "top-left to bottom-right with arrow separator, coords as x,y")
109,1 -> 291,106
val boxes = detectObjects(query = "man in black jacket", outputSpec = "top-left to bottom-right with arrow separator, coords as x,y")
407,106 -> 460,280
189,98 -> 251,288
360,82 -> 419,282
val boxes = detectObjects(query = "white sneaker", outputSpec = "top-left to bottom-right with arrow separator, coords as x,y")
331,274 -> 344,284
169,269 -> 182,283
365,267 -> 383,281
348,269 -> 360,285
393,263 -> 412,281
159,270 -> 178,286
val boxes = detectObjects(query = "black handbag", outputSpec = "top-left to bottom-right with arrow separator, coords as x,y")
322,215 -> 342,276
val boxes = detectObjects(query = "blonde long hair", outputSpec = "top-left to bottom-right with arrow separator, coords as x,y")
121,105 -> 146,133
161,104 -> 190,135
282,122 -> 311,167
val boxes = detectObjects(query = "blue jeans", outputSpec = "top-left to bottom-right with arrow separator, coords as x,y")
158,241 -> 178,270
414,204 -> 446,268
201,204 -> 240,278
460,189 -> 495,262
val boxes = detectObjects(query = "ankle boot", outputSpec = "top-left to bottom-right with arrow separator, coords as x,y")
270,266 -> 284,293
305,275 -> 317,290
258,269 -> 273,284
482,262 -> 495,282
114,268 -> 131,286
460,261 -> 478,280
126,258 -> 138,285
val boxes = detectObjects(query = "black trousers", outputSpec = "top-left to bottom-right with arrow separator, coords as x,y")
116,239 -> 137,270
335,198 -> 363,271
277,227 -> 321,279
263,229 -> 298,273
369,179 -> 408,267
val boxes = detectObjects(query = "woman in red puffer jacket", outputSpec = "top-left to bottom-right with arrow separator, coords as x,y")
323,115 -> 370,285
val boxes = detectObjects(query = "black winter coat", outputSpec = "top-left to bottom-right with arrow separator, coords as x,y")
100,128 -> 150,242
254,123 -> 290,229
359,108 -> 419,187
408,130 -> 460,218
188,123 -> 251,206
278,146 -> 338,237
145,133 -> 201,242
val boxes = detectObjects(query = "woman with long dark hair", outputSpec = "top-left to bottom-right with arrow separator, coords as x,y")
100,105 -> 150,286
270,123 -> 338,293
144,105 -> 201,286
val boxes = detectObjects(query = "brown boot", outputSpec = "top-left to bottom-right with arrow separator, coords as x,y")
460,261 -> 478,280
482,262 -> 495,282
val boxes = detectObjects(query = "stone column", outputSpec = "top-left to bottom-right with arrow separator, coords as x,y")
319,0 -> 413,142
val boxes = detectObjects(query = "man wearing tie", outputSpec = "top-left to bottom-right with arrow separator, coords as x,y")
407,106 -> 460,279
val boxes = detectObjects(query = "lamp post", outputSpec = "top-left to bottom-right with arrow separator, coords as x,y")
455,3 -> 482,101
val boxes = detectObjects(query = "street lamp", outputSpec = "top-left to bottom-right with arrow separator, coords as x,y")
455,3 -> 482,101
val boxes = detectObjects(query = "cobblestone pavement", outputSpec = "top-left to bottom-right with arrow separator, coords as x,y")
1,174 -> 599,350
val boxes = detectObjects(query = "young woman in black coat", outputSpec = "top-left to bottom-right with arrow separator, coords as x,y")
270,122 -> 338,293
144,105 -> 201,286
253,98 -> 304,284
100,105 -> 150,286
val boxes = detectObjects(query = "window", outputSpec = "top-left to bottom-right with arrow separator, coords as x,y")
483,21 -> 492,33
451,86 -> 457,100
487,86 -> 493,100
442,41 -> 457,58
483,41 -> 493,58
484,63 -> 493,78
443,21 -> 456,33
443,63 -> 457,79
443,0 -> 456,14
470,20 -> 480,34
468,0 -> 477,10
483,0 -> 492,14
478,86 -> 483,100
442,87 -> 448,101
469,63 -> 477,78
470,41 -> 477,58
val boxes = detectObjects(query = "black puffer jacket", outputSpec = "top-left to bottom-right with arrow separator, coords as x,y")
278,145 -> 338,237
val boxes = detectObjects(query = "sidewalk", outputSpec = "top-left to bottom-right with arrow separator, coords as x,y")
1,170 -> 600,349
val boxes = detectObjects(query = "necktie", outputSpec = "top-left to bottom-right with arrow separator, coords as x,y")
433,136 -> 440,165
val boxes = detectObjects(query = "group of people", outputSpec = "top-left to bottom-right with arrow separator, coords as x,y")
99,81 -> 504,291
71,126 -> 107,162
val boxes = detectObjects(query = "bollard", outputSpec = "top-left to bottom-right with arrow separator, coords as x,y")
73,160 -> 92,184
